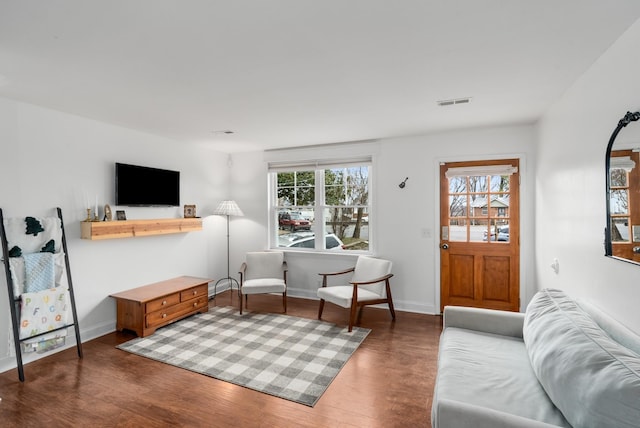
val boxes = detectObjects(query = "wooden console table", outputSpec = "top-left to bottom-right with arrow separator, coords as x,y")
110,276 -> 211,337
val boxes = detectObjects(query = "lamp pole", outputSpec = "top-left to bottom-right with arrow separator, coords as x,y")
212,200 -> 243,302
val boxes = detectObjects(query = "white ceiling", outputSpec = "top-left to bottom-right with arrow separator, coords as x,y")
1,1 -> 640,153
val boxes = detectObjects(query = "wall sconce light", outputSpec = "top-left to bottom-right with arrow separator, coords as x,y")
399,177 -> 409,189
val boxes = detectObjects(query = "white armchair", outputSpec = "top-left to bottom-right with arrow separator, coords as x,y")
238,252 -> 287,314
317,256 -> 395,332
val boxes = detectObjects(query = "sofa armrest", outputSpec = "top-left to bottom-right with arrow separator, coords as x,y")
433,399 -> 563,428
443,306 -> 524,338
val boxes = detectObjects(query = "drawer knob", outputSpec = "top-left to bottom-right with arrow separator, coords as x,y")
193,290 -> 197,295
162,300 -> 167,305
193,302 -> 197,307
162,313 -> 167,318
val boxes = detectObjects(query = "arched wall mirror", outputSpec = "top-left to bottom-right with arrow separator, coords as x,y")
605,111 -> 640,264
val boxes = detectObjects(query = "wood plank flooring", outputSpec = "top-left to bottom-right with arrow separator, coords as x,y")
0,291 -> 442,427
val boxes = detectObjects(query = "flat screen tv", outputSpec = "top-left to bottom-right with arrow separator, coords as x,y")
115,163 -> 180,206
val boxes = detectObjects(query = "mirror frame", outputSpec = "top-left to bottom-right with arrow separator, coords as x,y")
605,111 -> 640,261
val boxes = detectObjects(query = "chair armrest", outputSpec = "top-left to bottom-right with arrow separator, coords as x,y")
239,262 -> 247,275
443,306 -> 524,338
318,266 -> 355,277
350,273 -> 394,286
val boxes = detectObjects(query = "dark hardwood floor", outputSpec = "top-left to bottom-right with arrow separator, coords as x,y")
0,291 -> 442,427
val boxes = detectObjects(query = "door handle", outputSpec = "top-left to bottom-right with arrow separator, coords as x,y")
441,243 -> 449,250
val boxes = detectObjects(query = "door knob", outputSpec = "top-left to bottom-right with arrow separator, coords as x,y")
441,243 -> 449,250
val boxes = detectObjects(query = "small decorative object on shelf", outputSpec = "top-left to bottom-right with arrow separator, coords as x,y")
184,204 -> 196,218
85,208 -> 92,222
116,210 -> 127,221
103,204 -> 112,221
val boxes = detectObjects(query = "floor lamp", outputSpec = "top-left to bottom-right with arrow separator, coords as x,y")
212,200 -> 244,302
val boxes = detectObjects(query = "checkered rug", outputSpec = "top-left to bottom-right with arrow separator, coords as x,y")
116,306 -> 370,406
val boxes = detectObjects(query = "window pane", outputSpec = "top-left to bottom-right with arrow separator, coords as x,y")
610,168 -> 628,187
470,176 -> 488,193
277,187 -> 295,206
324,207 -> 369,251
488,195 -> 510,218
325,184 -> 346,205
490,175 -> 510,192
610,190 -> 629,214
296,171 -> 315,187
296,187 -> 315,204
277,171 -> 315,206
449,176 -> 466,193
611,218 -> 629,242
470,219 -> 489,243
449,195 -> 467,217
277,172 -> 295,187
449,219 -> 467,242
484,220 -> 510,242
470,195 -> 489,219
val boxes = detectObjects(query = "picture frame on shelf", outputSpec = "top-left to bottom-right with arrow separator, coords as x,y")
184,204 -> 196,218
104,204 -> 112,221
116,210 -> 127,221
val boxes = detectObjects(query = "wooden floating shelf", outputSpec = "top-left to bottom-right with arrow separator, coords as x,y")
81,218 -> 202,240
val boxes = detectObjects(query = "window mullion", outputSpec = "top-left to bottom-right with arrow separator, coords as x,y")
316,169 -> 325,250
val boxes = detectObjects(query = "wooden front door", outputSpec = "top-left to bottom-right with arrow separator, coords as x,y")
439,159 -> 520,312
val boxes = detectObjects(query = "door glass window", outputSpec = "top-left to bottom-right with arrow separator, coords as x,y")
446,173 -> 512,243
610,167 -> 630,242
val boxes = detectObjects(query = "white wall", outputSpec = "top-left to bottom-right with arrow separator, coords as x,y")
0,98 -> 229,373
536,20 -> 640,334
232,124 -> 537,315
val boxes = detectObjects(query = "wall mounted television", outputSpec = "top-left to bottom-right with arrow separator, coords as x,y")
115,162 -> 180,206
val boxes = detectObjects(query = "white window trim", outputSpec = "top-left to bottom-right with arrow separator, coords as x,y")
266,142 -> 378,255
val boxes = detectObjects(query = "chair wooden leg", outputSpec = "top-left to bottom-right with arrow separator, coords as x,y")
348,301 -> 358,332
385,279 -> 396,320
283,291 -> 287,313
239,292 -> 243,314
318,299 -> 325,320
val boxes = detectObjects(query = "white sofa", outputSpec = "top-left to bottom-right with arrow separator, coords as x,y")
431,289 -> 640,428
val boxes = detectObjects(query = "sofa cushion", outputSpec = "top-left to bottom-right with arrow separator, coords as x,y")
523,289 -> 640,428
577,299 -> 640,356
434,327 -> 570,427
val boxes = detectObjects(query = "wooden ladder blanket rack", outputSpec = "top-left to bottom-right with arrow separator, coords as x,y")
0,207 -> 83,381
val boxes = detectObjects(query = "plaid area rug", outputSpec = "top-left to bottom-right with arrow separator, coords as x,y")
116,306 -> 370,406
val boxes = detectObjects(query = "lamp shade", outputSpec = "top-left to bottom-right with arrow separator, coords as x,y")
213,200 -> 244,217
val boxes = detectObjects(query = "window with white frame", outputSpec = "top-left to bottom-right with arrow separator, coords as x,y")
269,158 -> 372,252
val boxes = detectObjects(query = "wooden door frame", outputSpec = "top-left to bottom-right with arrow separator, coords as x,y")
433,154 -> 527,314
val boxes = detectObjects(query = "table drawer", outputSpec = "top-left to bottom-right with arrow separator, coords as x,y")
180,284 -> 208,301
146,293 -> 180,313
146,297 -> 208,328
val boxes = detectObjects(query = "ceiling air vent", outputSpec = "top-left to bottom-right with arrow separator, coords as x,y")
437,97 -> 471,107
